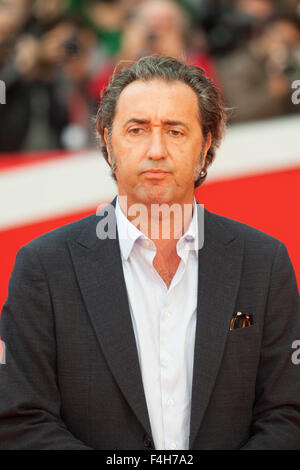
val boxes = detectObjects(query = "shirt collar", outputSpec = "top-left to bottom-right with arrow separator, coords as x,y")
115,196 -> 199,261
115,197 -> 147,261
177,198 -> 199,254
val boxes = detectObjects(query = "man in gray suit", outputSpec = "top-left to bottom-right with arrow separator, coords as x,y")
0,56 -> 300,450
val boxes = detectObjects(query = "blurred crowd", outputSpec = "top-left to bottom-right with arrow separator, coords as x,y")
0,0 -> 299,153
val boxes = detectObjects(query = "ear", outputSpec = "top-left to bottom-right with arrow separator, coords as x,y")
103,128 -> 112,166
201,132 -> 212,169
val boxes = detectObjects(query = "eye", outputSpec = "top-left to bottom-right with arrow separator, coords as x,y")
128,127 -> 144,135
168,129 -> 184,137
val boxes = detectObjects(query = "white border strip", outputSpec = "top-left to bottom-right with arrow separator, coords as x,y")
0,151 -> 116,230
209,114 -> 300,181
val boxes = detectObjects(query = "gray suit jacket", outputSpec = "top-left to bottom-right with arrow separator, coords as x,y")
0,200 -> 300,449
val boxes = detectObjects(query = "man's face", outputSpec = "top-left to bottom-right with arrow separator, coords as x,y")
0,0 -> 30,41
104,79 -> 211,207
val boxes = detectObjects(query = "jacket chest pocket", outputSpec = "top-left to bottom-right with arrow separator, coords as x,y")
223,323 -> 262,377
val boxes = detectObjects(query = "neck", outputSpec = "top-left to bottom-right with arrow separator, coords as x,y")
118,195 -> 194,253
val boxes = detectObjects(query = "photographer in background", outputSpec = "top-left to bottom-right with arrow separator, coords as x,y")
0,0 -> 34,151
0,10 -> 100,152
216,11 -> 300,122
178,0 -> 275,56
88,0 -> 219,102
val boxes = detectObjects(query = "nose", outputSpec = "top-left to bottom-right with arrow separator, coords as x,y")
146,129 -> 167,160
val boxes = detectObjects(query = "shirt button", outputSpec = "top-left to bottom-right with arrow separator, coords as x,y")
161,354 -> 172,366
164,310 -> 172,317
167,398 -> 175,406
169,443 -> 177,450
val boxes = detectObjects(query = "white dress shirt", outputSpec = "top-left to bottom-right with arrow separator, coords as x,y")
115,197 -> 199,450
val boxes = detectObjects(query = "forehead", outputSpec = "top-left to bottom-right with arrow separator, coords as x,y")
114,79 -> 201,125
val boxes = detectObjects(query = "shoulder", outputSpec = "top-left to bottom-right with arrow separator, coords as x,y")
204,208 -> 283,253
18,214 -> 99,258
204,209 -> 297,284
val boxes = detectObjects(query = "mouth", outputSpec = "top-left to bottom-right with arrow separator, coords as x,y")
142,168 -> 170,178
142,169 -> 170,173
141,169 -> 171,180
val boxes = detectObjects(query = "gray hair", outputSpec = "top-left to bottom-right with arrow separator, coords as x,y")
95,55 -> 227,187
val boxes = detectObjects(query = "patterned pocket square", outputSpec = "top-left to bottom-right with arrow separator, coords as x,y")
229,312 -> 253,331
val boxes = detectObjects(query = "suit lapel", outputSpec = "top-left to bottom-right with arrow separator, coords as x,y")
189,208 -> 244,448
68,202 -> 152,439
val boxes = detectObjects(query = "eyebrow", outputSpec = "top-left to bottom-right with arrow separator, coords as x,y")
124,118 -> 190,130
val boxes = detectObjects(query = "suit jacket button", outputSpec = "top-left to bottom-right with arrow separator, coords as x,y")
143,434 -> 153,448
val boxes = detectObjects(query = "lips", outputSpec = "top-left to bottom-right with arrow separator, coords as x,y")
141,169 -> 170,179
142,169 -> 170,174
